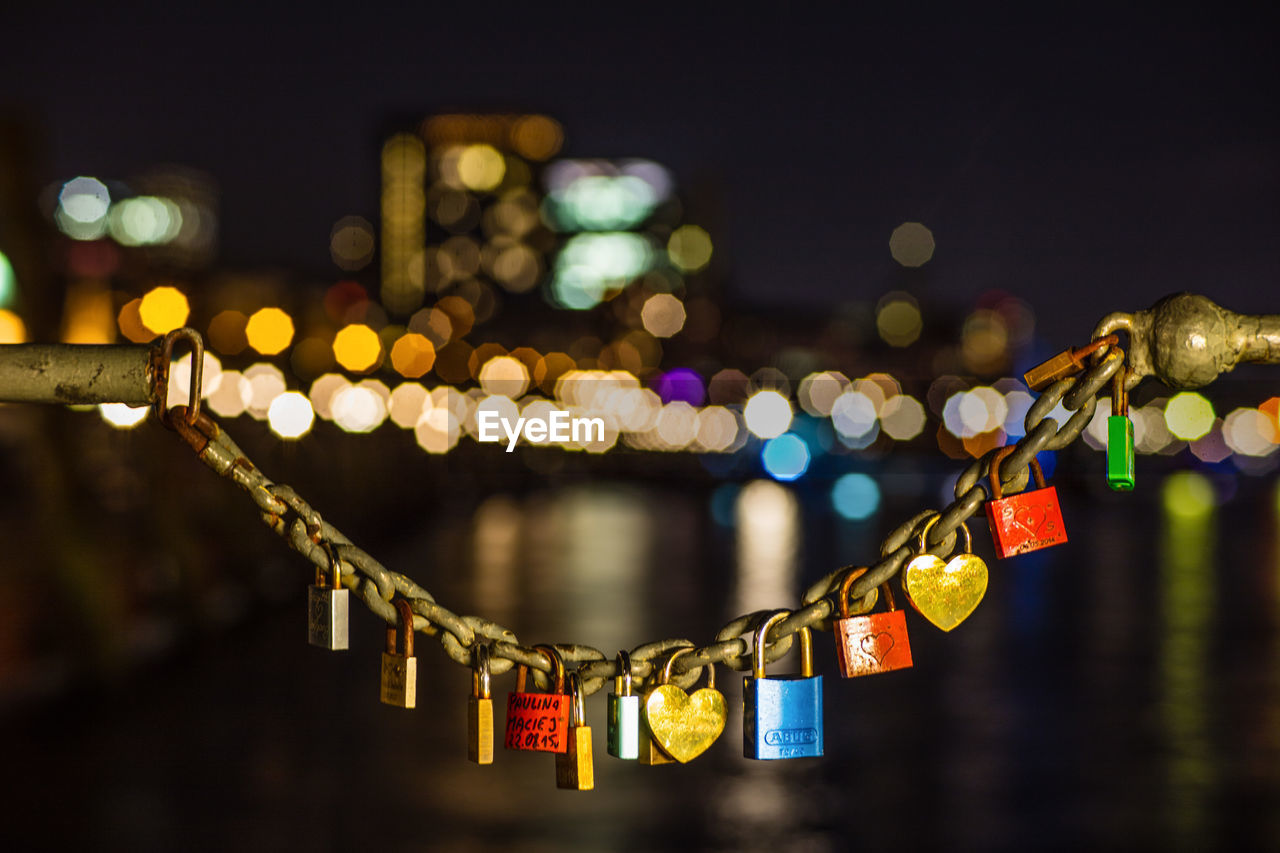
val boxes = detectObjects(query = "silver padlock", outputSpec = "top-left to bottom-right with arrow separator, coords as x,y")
307,541 -> 349,650
607,650 -> 641,759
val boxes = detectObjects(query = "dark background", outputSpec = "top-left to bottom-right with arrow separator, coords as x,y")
5,5 -> 1278,337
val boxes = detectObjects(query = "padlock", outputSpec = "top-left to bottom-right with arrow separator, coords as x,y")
643,646 -> 727,763
504,644 -> 570,753
902,515 -> 988,632
1107,365 -> 1135,491
636,648 -> 681,766
833,567 -> 913,677
555,672 -> 594,790
743,611 -> 824,760
607,650 -> 641,760
467,643 -> 494,765
984,445 -> 1068,558
379,599 -> 417,708
307,541 -> 349,650
1022,334 -> 1118,391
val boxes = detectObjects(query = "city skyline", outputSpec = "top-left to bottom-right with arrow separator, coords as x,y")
4,5 -> 1277,346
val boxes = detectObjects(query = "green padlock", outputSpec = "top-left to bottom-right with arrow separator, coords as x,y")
1106,367 -> 1135,491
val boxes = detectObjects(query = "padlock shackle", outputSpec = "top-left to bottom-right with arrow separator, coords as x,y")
615,649 -> 633,696
472,643 -> 491,700
386,599 -> 415,657
659,645 -> 714,689
321,541 -> 343,590
988,445 -> 1047,501
752,610 -> 813,679
917,514 -> 972,557
1075,333 -> 1119,365
1111,364 -> 1130,417
837,567 -> 896,619
516,644 -> 565,694
567,672 -> 586,726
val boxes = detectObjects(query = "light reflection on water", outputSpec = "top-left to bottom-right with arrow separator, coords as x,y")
8,472 -> 1280,851
732,480 -> 799,617
1159,472 -> 1216,850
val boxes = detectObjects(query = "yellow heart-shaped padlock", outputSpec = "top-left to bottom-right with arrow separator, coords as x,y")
643,648 -> 727,763
902,516 -> 988,632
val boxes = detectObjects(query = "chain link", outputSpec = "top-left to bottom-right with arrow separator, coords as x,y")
156,345 -> 1125,697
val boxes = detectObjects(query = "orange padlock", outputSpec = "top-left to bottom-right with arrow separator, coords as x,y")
984,446 -> 1068,558
833,568 -> 913,677
504,644 -> 571,754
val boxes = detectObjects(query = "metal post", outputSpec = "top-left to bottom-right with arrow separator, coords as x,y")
0,344 -> 155,406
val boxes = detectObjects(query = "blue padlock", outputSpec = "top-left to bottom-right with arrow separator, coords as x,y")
743,610 -> 824,760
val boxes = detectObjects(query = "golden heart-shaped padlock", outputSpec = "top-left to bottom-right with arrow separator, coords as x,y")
643,649 -> 727,763
902,517 -> 988,632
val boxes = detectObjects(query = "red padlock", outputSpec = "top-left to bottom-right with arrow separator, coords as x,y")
504,644 -> 571,753
833,567 -> 913,677
984,446 -> 1068,558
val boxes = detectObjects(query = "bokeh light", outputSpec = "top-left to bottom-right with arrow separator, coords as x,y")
309,374 -> 351,420
1223,407 -> 1279,457
744,390 -> 793,439
457,144 -> 506,191
207,370 -> 251,417
798,371 -> 849,417
879,394 -> 927,440
245,307 -> 295,356
333,324 -> 382,372
695,406 -> 738,451
389,382 -> 429,428
267,392 -> 315,439
762,434 -> 810,481
478,355 -> 531,398
0,309 -> 28,343
0,250 -> 16,307
1164,392 -> 1215,441
876,292 -> 922,347
208,310 -> 249,355
56,177 -> 110,240
390,333 -> 437,378
888,222 -> 935,267
640,294 -> 686,338
330,215 -> 376,271
831,390 -> 878,440
109,196 -> 182,246
98,402 -> 150,429
1162,470 -> 1215,518
138,286 -> 190,334
332,383 -> 388,433
244,363 -> 286,420
1190,420 -> 1231,463
831,473 -> 881,520
666,225 -> 713,272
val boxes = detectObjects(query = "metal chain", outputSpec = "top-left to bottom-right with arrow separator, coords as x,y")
157,337 -> 1124,697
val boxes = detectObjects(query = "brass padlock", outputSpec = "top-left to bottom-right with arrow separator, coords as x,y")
643,647 -> 727,764
637,649 -> 683,766
555,672 -> 594,790
1023,334 -> 1118,391
467,643 -> 494,765
307,542 -> 349,650
379,599 -> 417,708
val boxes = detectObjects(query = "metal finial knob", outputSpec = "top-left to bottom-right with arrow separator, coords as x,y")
1094,293 -> 1280,390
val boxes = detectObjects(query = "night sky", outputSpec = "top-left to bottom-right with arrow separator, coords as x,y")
5,5 -> 1277,342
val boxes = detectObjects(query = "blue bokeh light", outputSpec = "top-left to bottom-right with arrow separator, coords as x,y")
831,472 -> 881,520
762,434 -> 811,481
